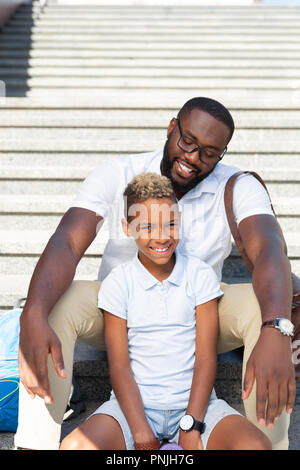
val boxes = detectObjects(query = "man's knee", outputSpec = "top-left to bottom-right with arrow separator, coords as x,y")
48,280 -> 102,334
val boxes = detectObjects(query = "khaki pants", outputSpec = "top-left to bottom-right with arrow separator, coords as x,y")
14,281 -> 290,450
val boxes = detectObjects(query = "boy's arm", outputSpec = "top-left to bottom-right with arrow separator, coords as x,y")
179,298 -> 219,450
103,311 -> 159,449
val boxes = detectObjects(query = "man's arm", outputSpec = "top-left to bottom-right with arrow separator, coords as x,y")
239,214 -> 296,428
19,207 -> 103,403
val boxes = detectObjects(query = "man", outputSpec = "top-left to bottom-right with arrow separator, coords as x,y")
15,97 -> 296,450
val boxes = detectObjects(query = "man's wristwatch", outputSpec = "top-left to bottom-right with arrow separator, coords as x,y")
261,317 -> 294,337
179,414 -> 206,434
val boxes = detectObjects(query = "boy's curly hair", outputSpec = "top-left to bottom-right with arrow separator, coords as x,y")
123,173 -> 177,221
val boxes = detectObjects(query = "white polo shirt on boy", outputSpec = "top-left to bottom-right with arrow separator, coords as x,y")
98,249 -> 223,410
71,148 -> 274,281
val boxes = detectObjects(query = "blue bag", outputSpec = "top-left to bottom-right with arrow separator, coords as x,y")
0,305 -> 22,432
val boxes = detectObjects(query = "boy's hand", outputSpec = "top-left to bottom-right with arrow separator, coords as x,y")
178,430 -> 203,450
134,428 -> 160,450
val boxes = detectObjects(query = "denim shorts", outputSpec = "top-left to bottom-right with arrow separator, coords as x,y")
91,394 -> 241,450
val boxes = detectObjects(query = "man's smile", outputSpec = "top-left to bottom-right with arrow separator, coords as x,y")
174,158 -> 199,179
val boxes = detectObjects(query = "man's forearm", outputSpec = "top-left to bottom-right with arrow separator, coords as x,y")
252,244 -> 293,322
22,232 -> 78,319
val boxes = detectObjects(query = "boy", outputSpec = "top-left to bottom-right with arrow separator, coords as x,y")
60,173 -> 271,450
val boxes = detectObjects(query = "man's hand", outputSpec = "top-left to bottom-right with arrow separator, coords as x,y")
178,430 -> 203,450
18,314 -> 66,404
242,328 -> 296,428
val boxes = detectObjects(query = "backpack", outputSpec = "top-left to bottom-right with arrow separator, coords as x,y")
0,304 -> 22,432
0,299 -> 85,432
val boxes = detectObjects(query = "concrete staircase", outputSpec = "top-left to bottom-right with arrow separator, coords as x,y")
0,0 -> 300,449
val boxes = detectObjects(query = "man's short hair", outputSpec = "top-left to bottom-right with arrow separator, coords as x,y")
178,97 -> 235,143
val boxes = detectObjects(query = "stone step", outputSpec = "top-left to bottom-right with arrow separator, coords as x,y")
11,8 -> 300,19
4,30 -> 300,39
3,67 -> 300,80
2,89 -> 300,108
4,35 -> 300,44
1,246 -> 299,279
1,257 -> 300,312
1,229 -> 299,256
3,76 -> 300,90
4,40 -> 300,52
1,165 -> 300,182
1,194 -> 299,216
3,48 -> 300,59
2,58 -> 300,72
1,152 -> 299,169
1,109 -> 300,127
1,178 -> 300,198
0,130 -> 299,153
4,25 -> 300,35
1,213 -> 299,234
6,15 -> 300,24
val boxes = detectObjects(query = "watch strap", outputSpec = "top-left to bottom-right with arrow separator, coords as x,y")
261,318 -> 294,336
193,420 -> 206,434
261,319 -> 277,329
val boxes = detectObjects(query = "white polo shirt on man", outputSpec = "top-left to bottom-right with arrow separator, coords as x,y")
71,147 -> 274,281
98,249 -> 223,410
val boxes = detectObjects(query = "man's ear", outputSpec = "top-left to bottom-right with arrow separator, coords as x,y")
121,218 -> 130,237
167,117 -> 177,138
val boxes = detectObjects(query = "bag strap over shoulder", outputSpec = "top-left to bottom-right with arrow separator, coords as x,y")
224,170 -> 300,298
224,170 -> 275,273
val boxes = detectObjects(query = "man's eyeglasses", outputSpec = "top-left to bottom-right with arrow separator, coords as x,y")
175,118 -> 227,166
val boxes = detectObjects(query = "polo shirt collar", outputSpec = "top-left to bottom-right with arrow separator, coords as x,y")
133,249 -> 184,290
181,170 -> 219,200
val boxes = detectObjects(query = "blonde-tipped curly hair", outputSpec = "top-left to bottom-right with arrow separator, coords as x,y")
123,173 -> 177,221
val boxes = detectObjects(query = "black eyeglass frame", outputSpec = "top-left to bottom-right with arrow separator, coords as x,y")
175,118 -> 227,166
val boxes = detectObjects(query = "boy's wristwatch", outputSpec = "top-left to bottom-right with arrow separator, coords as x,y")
179,414 -> 206,434
261,317 -> 294,336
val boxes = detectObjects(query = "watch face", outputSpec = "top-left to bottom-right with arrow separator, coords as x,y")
180,414 -> 194,431
278,318 -> 294,335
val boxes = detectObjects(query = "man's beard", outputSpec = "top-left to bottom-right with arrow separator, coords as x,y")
160,140 -> 217,194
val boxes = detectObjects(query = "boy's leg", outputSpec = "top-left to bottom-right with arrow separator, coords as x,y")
60,397 -> 134,450
206,414 -> 272,450
60,414 -> 126,450
14,280 -> 103,450
218,282 -> 290,450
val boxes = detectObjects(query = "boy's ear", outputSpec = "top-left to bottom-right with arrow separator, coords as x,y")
121,218 -> 130,237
